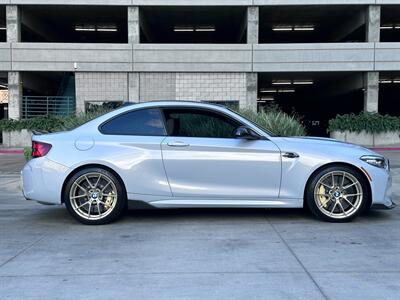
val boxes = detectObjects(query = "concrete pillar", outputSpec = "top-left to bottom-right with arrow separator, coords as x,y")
242,73 -> 257,112
247,6 -> 259,44
366,5 -> 381,42
6,5 -> 20,43
364,72 -> 379,113
128,6 -> 140,44
8,72 -> 22,120
364,6 -> 380,113
128,73 -> 139,102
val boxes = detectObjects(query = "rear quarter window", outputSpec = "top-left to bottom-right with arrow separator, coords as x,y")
100,108 -> 166,136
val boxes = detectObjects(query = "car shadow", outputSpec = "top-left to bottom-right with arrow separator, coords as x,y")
26,204 -> 397,226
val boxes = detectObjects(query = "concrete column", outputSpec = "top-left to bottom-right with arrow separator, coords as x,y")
241,73 -> 257,112
366,5 -> 381,42
128,6 -> 140,44
247,6 -> 259,44
6,5 -> 20,43
128,73 -> 139,102
364,72 -> 379,113
8,72 -> 22,120
364,6 -> 380,113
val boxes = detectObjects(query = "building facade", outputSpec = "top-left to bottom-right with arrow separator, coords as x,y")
0,0 -> 400,137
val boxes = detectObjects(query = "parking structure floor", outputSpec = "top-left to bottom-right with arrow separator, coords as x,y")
0,152 -> 399,300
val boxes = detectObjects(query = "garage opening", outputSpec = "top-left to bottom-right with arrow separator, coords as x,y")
379,72 -> 400,115
259,6 -> 366,43
20,6 -> 128,43
140,6 -> 247,43
258,72 -> 365,136
381,6 -> 400,42
22,72 -> 75,119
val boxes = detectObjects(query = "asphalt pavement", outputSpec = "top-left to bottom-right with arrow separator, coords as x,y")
0,152 -> 399,300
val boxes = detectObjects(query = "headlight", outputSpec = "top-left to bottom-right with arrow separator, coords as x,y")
360,155 -> 389,169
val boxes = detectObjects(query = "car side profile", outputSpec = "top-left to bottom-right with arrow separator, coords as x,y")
22,101 -> 394,224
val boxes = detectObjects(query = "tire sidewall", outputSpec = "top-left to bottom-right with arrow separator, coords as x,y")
306,165 -> 369,222
64,167 -> 126,225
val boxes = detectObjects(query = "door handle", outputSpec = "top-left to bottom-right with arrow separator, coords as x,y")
282,152 -> 299,159
167,141 -> 190,147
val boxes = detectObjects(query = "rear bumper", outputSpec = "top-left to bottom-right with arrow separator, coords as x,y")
22,157 -> 69,204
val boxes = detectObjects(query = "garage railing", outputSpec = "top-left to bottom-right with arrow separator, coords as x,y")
22,96 -> 75,119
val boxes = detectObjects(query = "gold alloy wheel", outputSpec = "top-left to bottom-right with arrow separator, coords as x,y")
69,172 -> 118,221
314,171 -> 363,219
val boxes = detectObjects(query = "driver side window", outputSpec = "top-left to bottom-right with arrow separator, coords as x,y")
163,108 -> 241,139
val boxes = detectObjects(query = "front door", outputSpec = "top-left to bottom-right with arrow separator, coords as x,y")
160,108 -> 282,199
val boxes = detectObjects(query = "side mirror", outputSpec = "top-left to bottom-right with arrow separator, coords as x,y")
234,126 -> 260,140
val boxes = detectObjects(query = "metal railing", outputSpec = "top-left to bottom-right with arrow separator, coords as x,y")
22,96 -> 75,119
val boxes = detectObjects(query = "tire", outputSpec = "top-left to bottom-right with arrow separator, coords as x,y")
305,165 -> 370,222
63,167 -> 127,225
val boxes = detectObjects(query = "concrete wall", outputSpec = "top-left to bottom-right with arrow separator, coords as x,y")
75,72 -> 129,112
75,72 -> 251,110
1,43 -> 400,73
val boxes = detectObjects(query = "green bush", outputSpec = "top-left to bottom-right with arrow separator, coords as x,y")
0,106 -> 306,137
24,146 -> 32,161
328,112 -> 400,134
239,109 -> 306,137
0,109 -> 111,133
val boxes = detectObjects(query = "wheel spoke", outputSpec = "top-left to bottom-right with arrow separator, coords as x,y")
330,202 -> 338,216
315,193 -> 330,197
84,175 -> 95,189
101,181 -> 111,192
331,172 -> 335,187
87,202 -> 92,219
341,172 -> 346,188
319,182 -> 332,189
97,202 -> 102,216
74,182 -> 87,193
337,200 -> 347,216
75,200 -> 90,210
71,194 -> 87,200
345,193 -> 362,197
342,197 -> 356,208
343,182 -> 357,190
94,175 -> 102,189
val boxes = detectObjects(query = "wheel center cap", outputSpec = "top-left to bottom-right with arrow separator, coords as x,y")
91,192 -> 98,199
333,191 -> 341,198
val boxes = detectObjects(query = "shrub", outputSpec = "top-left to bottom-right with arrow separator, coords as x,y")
328,112 -> 400,134
0,106 -> 306,137
0,109 -> 111,133
239,109 -> 306,137
24,146 -> 32,161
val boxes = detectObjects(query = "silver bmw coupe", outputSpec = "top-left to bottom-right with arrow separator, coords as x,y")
22,101 -> 394,224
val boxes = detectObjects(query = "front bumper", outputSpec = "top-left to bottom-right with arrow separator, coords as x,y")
363,162 -> 394,210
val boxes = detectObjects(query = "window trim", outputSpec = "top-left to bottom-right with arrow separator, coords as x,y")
98,107 -> 167,136
161,106 -> 245,139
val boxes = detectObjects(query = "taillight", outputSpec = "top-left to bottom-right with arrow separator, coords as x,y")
32,141 -> 52,158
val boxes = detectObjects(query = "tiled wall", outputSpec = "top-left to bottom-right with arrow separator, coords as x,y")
76,72 -> 249,112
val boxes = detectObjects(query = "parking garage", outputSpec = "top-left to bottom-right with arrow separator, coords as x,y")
258,72 -> 365,136
381,5 -> 400,42
379,72 -> 400,116
259,5 -> 367,43
20,6 -> 128,43
139,6 -> 247,43
21,72 -> 75,119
